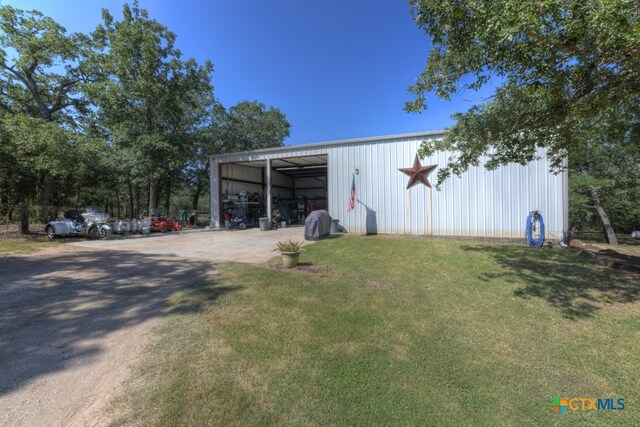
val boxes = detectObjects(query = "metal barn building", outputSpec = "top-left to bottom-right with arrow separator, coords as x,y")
209,130 -> 568,240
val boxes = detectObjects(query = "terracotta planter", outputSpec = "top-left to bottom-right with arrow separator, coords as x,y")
281,251 -> 301,268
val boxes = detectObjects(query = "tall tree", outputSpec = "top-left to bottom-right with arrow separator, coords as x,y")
85,1 -> 213,214
406,0 -> 640,243
211,100 -> 291,153
0,6 -> 91,231
569,106 -> 640,242
186,100 -> 291,210
570,144 -> 640,242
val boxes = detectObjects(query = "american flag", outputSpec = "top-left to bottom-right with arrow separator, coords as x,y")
347,175 -> 356,212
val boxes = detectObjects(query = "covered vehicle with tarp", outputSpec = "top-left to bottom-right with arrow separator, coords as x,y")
304,210 -> 331,241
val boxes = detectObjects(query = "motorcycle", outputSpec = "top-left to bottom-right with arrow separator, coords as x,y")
229,214 -> 249,230
46,207 -> 113,240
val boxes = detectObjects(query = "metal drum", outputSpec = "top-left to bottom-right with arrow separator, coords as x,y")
137,219 -> 144,233
130,219 -> 138,234
123,219 -> 131,234
140,219 -> 151,235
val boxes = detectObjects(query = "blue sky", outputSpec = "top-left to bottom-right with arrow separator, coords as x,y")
5,0 -> 494,145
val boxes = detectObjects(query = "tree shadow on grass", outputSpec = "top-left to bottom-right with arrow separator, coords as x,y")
461,245 -> 640,319
164,280 -> 241,315
0,250 -> 241,394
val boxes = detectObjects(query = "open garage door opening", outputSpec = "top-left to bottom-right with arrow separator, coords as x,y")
209,154 -> 328,229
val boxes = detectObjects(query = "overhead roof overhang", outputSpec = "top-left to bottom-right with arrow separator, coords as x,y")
231,155 -> 327,178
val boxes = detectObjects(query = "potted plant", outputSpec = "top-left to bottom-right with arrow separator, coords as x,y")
274,239 -> 303,268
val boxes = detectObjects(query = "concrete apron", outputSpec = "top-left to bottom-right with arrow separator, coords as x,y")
66,226 -> 312,264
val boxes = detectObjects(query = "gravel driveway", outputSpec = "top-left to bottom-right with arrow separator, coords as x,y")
0,227 -> 310,426
66,226 -> 309,263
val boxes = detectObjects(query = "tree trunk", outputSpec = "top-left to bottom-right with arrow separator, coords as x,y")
134,184 -> 140,218
149,178 -> 158,213
192,183 -> 202,210
0,190 -> 7,223
113,184 -> 121,219
40,174 -> 56,222
589,187 -> 618,245
164,180 -> 171,216
75,185 -> 81,210
127,180 -> 134,218
19,201 -> 29,235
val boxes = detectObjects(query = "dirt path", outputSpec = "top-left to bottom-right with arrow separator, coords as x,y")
0,246 -> 221,427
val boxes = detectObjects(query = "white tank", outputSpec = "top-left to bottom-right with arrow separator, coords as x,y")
140,219 -> 151,235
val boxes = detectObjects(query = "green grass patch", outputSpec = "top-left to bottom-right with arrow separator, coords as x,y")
112,236 -> 640,426
0,237 -> 56,253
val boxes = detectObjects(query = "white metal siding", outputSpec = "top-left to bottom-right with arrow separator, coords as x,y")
326,136 -> 564,239
211,132 -> 566,240
221,163 -> 292,198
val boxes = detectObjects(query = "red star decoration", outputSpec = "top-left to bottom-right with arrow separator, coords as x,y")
399,155 -> 437,189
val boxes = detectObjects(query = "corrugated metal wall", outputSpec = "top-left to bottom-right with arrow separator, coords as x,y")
212,133 -> 566,240
221,163 -> 292,198
328,136 -> 565,240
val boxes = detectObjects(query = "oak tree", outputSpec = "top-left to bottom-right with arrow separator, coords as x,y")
0,5 -> 91,231
407,0 -> 640,242
85,1 -> 213,215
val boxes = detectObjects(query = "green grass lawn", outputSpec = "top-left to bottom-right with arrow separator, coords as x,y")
112,236 -> 640,426
0,237 -> 55,253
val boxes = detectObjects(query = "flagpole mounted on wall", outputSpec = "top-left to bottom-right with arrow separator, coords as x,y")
347,173 -> 356,213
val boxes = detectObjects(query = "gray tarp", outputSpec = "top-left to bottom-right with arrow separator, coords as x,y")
304,210 -> 332,241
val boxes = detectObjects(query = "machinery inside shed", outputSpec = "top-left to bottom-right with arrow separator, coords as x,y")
218,154 -> 328,229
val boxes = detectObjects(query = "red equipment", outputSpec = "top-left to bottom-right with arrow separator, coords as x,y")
149,214 -> 182,233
